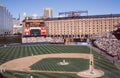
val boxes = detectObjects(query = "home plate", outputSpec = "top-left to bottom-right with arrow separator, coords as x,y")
77,69 -> 104,78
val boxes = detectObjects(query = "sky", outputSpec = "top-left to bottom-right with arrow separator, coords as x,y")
0,0 -> 120,19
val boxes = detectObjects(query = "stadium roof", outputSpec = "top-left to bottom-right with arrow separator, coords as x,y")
45,14 -> 120,21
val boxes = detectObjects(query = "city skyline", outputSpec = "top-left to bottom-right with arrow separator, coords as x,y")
0,0 -> 120,19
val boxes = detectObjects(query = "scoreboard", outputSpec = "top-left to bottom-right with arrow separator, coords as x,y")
25,20 -> 44,27
23,19 -> 46,37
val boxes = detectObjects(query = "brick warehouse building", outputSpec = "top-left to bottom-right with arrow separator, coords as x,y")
45,14 -> 120,38
22,14 -> 120,43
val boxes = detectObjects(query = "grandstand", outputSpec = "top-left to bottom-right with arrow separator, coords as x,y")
94,32 -> 120,56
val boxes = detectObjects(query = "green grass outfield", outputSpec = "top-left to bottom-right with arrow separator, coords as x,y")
0,44 -> 120,78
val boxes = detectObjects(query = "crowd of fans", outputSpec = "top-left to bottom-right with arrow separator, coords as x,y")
22,37 -> 64,43
94,32 -> 120,56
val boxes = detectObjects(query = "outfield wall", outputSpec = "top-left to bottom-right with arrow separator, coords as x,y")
22,37 -> 64,43
65,42 -> 90,45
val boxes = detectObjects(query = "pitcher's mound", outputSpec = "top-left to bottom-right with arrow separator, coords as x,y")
77,69 -> 104,78
57,60 -> 69,65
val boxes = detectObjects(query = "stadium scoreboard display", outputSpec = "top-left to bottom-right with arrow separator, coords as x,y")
23,19 -> 46,37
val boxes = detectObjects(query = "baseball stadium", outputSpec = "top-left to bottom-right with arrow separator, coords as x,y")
0,13 -> 120,78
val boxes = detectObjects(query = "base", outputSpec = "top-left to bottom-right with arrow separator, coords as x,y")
77,69 -> 104,78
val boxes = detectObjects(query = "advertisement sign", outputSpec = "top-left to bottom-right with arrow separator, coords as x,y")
41,27 -> 46,35
24,27 -> 30,35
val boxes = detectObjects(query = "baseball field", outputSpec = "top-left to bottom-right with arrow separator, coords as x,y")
0,44 -> 120,78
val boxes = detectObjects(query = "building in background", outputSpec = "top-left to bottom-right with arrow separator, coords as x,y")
0,4 -> 13,34
13,18 -> 22,34
45,14 -> 120,38
43,8 -> 53,18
